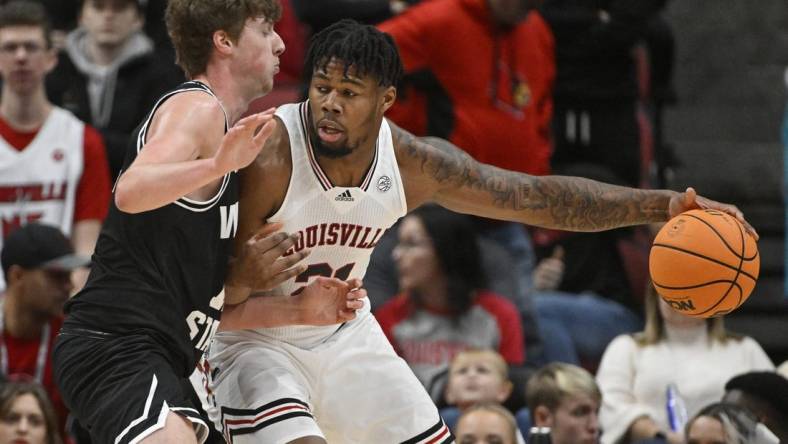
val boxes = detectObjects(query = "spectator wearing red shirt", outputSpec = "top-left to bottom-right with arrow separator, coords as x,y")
379,0 -> 554,176
375,205 -> 525,403
0,223 -> 91,442
0,1 -> 110,292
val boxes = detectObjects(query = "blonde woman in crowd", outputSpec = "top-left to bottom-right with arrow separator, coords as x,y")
596,286 -> 773,444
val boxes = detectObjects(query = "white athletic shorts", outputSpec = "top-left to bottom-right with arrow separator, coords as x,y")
207,310 -> 453,444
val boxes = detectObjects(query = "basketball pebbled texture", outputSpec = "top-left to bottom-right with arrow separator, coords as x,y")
649,209 -> 759,318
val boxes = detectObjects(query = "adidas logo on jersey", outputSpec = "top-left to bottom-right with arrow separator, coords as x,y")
334,190 -> 354,202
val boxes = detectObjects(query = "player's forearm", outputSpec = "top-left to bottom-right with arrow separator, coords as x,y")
219,295 -> 302,330
397,130 -> 680,231
114,158 -> 225,214
511,175 -> 678,231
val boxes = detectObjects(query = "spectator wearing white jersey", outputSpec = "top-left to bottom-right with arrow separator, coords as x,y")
0,1 -> 110,292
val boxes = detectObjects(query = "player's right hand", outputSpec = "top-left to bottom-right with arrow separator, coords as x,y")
213,108 -> 277,174
225,223 -> 310,299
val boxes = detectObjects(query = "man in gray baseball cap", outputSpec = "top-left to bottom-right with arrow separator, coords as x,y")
0,222 -> 89,438
2,223 -> 91,277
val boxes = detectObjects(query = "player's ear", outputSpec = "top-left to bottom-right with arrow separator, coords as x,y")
380,85 -> 396,113
213,29 -> 234,55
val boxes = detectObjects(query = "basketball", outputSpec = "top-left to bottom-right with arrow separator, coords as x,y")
649,209 -> 759,318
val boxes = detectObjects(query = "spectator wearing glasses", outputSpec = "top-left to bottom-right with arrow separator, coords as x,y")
0,1 -> 110,292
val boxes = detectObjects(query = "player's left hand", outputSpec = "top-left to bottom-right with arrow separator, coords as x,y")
668,187 -> 758,240
292,277 -> 366,326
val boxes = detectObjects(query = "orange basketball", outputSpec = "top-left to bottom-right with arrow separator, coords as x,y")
649,209 -> 759,318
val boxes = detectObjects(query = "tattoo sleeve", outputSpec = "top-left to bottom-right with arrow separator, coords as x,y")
394,128 -> 678,231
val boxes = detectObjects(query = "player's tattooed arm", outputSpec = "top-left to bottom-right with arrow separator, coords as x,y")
392,123 -> 681,231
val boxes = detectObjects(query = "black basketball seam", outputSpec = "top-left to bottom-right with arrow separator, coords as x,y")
694,215 -> 746,316
698,216 -> 757,315
685,213 -> 757,261
651,244 -> 757,282
653,279 -> 743,291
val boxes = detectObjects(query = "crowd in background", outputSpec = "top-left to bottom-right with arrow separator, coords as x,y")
0,0 -> 786,443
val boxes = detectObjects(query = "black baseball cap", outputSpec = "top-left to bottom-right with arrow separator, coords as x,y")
1,223 -> 90,277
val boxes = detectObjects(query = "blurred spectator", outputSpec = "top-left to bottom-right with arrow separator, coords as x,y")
455,403 -> 519,444
684,403 -> 779,444
541,0 -> 668,187
0,223 -> 87,440
0,380 -> 62,444
379,0 -> 553,176
531,166 -> 646,367
365,218 -> 546,364
722,372 -> 788,442
46,0 -> 183,181
596,286 -> 773,444
441,350 -> 514,429
379,0 -> 554,331
0,0 -> 110,292
525,362 -> 600,444
0,0 -> 76,49
375,205 -> 525,402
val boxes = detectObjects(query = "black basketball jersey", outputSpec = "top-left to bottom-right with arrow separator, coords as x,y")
64,81 -> 239,373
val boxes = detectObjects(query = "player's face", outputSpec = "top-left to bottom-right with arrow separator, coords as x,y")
0,393 -> 48,444
307,59 -> 395,158
545,394 -> 600,444
456,410 -> 516,444
0,26 -> 55,95
392,216 -> 441,293
79,0 -> 142,49
686,416 -> 726,444
234,17 -> 284,97
20,268 -> 72,318
447,357 -> 509,407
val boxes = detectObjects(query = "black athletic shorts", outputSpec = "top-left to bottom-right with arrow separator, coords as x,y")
53,327 -> 220,444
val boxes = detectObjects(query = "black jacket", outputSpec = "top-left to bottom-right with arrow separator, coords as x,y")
46,50 -> 184,181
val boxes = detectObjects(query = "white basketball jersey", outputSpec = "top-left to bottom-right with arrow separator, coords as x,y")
260,102 -> 406,346
0,107 -> 84,289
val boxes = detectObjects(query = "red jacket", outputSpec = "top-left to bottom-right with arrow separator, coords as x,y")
380,0 -> 555,175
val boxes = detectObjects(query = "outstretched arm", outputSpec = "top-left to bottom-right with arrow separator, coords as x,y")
219,277 -> 365,330
393,123 -> 755,236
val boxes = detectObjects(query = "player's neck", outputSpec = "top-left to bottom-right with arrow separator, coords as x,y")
0,87 -> 52,131
193,71 -> 253,126
315,145 -> 377,187
3,296 -> 48,340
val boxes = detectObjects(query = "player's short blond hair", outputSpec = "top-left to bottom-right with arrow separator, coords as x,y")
525,363 -> 601,413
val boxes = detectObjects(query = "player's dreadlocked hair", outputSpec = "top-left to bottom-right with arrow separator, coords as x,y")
303,19 -> 403,87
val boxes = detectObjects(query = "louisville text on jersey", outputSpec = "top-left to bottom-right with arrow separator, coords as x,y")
284,223 -> 387,255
